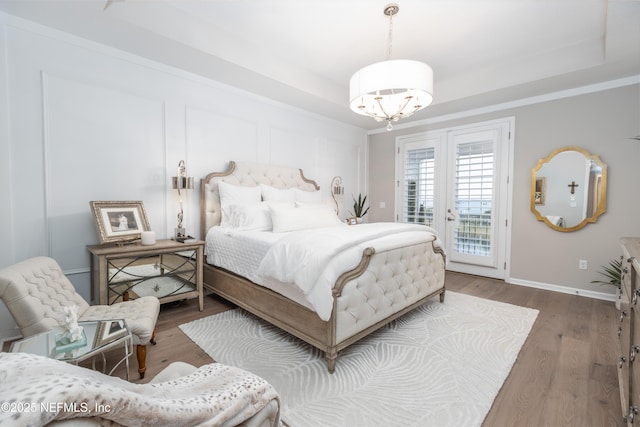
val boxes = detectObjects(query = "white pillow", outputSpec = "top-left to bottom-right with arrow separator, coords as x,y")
261,184 -> 295,202
295,201 -> 337,214
227,202 -> 272,231
218,181 -> 262,227
270,203 -> 344,233
294,188 -> 323,203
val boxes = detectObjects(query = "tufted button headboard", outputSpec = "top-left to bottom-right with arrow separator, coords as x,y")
200,161 -> 320,237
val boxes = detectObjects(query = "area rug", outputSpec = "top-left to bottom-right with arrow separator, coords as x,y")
179,292 -> 538,427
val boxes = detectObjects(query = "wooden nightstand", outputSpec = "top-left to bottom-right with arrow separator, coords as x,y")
87,239 -> 204,311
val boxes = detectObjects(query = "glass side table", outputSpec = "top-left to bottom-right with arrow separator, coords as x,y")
10,319 -> 132,380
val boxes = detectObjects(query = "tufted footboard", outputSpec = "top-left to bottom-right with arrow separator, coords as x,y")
324,239 -> 446,371
202,238 -> 446,373
200,161 -> 446,372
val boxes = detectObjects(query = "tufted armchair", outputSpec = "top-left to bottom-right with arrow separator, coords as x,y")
0,256 -> 160,378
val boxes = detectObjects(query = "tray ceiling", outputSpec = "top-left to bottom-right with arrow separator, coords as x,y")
0,0 -> 638,129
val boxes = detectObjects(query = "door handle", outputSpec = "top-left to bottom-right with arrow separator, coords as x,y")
446,209 -> 456,222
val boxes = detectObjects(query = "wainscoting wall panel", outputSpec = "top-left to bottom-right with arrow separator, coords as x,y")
43,72 -> 167,273
268,126 -> 320,176
316,138 -> 366,217
0,13 -> 366,341
185,106 -> 260,169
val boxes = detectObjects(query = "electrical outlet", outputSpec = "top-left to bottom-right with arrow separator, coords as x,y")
579,259 -> 588,270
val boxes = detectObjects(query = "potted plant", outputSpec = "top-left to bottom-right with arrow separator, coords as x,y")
591,257 -> 622,309
351,193 -> 370,223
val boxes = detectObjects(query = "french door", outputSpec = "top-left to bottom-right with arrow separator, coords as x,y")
396,118 -> 513,279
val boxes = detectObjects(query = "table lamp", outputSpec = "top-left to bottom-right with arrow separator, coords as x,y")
172,160 -> 194,240
331,176 -> 344,215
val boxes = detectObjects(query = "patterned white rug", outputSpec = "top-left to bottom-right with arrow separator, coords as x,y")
180,292 -> 538,427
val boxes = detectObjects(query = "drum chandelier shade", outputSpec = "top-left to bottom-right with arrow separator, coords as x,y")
349,4 -> 433,130
349,60 -> 433,126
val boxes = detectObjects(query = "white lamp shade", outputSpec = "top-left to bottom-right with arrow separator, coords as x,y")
349,59 -> 433,121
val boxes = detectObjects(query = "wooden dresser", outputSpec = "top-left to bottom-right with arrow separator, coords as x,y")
619,237 -> 640,424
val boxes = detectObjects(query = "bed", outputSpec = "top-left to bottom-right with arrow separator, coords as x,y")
200,161 -> 446,372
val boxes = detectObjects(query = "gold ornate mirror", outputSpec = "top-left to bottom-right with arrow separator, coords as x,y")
531,146 -> 607,232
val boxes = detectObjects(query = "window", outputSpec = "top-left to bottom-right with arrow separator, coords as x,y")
454,140 -> 494,256
403,147 -> 435,227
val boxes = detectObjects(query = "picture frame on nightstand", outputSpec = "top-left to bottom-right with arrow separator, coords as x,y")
90,201 -> 151,244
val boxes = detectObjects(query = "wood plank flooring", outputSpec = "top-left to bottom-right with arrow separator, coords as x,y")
446,272 -> 622,427
6,271 -> 624,426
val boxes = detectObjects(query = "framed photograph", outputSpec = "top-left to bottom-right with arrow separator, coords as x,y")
348,217 -> 357,225
90,201 -> 150,244
94,319 -> 128,347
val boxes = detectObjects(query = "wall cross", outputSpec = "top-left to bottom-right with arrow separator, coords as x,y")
568,180 -> 579,194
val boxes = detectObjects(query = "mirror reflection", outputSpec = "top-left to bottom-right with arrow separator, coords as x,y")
531,146 -> 607,232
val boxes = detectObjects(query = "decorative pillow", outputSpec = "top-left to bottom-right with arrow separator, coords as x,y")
270,203 -> 344,233
295,201 -> 337,214
226,202 -> 272,231
218,181 -> 262,227
261,184 -> 295,203
294,188 -> 323,203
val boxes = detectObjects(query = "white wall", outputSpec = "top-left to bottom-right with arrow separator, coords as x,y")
0,13 -> 367,341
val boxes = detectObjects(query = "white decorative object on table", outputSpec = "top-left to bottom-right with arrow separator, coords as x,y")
141,230 -> 156,245
61,304 -> 84,343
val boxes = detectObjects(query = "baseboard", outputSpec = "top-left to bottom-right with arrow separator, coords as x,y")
508,277 -> 617,302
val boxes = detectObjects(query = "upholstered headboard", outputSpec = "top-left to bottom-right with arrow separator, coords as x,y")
200,161 -> 320,237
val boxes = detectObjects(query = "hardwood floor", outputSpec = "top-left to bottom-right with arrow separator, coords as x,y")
14,271 -> 624,426
447,272 -> 622,427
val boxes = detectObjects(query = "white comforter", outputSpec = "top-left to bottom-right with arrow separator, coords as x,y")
207,222 -> 442,321
257,222 -> 442,320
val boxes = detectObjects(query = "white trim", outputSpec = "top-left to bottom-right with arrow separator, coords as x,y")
508,276 -> 617,302
369,75 -> 640,135
42,71 -> 52,257
64,268 -> 90,276
0,22 -> 15,264
503,120 -> 515,281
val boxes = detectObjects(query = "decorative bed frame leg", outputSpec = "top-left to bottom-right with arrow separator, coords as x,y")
440,289 -> 446,303
326,348 -> 337,374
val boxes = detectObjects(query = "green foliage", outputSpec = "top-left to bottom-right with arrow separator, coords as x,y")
351,193 -> 370,218
590,257 -> 622,289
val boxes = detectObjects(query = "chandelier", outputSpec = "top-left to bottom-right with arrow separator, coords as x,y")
349,3 -> 433,131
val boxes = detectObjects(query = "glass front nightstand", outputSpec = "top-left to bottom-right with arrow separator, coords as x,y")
87,239 -> 204,311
